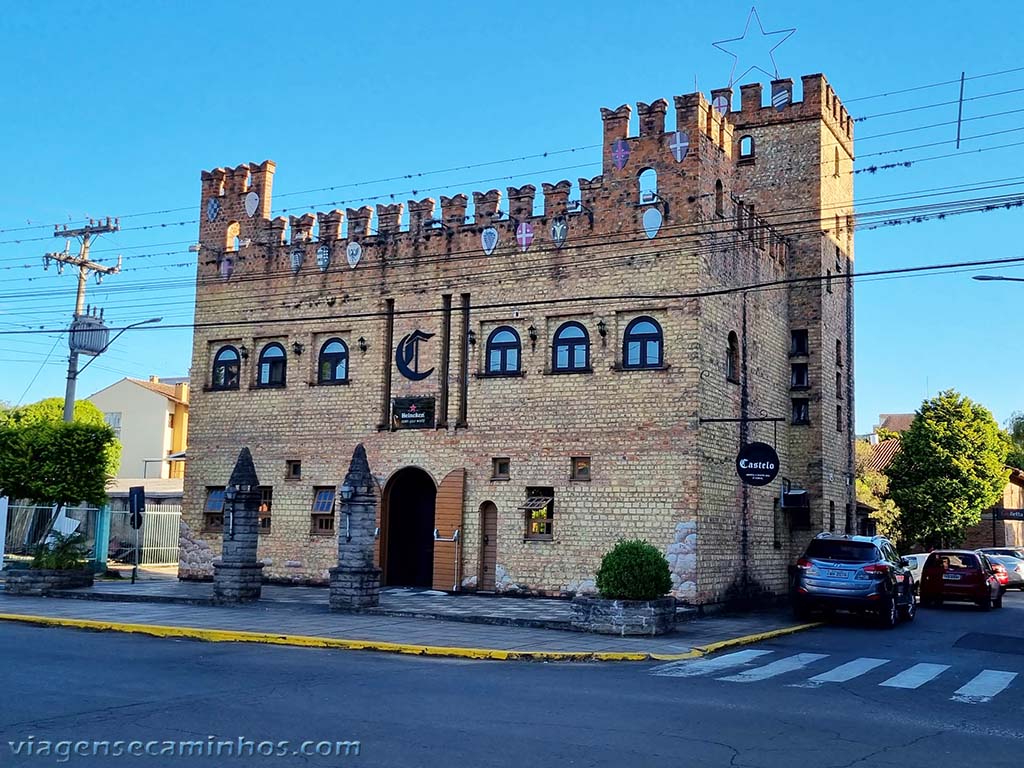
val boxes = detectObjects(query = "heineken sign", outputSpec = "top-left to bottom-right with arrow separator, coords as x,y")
391,396 -> 435,430
736,442 -> 780,486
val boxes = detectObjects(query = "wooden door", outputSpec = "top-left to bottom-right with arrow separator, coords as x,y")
479,502 -> 497,591
432,468 -> 465,591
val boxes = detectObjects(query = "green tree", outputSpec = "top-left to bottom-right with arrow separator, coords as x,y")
0,420 -> 116,509
1,397 -> 106,427
854,440 -> 902,547
1006,411 -> 1024,470
0,397 -> 119,477
886,390 -> 1009,548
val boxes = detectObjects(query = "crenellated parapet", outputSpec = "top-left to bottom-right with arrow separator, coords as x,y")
732,73 -> 854,155
506,185 -> 536,219
407,198 -> 437,233
542,180 -> 572,219
472,189 -> 502,223
195,73 -> 852,287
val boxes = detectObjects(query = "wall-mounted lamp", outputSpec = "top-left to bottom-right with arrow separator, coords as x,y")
567,200 -> 595,226
357,336 -> 368,353
597,319 -> 608,343
467,329 -> 477,346
339,483 -> 354,501
223,485 -> 238,540
239,344 -> 249,360
292,341 -> 305,355
528,325 -> 538,350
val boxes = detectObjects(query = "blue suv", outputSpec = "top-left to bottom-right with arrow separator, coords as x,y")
792,533 -> 916,628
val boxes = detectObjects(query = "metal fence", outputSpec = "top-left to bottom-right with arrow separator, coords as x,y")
4,503 -> 100,559
3,501 -> 180,567
109,504 -> 181,565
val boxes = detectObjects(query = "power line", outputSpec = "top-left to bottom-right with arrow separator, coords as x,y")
4,64 -> 1024,237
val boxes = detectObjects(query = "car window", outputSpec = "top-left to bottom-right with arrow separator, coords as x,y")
805,540 -> 878,563
926,553 -> 979,570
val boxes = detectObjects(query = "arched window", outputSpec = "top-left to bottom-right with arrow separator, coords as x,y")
211,346 -> 240,390
623,316 -> 663,369
552,322 -> 590,372
638,168 -> 658,203
727,332 -> 740,383
317,338 -> 348,384
485,326 -> 521,375
257,343 -> 287,387
225,221 -> 240,252
715,180 -> 724,217
739,135 -> 755,158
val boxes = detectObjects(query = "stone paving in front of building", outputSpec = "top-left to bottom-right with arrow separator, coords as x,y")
0,582 -> 807,656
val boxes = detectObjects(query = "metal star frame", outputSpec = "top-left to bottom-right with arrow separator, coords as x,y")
712,6 -> 796,87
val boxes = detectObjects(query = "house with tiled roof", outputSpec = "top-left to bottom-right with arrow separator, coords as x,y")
88,376 -> 189,479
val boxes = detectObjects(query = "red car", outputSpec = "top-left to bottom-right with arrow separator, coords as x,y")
919,550 -> 1003,610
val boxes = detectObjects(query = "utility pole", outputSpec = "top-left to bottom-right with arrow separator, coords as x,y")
43,218 -> 122,422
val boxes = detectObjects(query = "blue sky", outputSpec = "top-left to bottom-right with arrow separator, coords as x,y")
1,0 -> 1022,434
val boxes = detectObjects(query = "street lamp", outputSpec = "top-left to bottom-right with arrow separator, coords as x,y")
972,275 -> 1024,283
63,316 -> 163,422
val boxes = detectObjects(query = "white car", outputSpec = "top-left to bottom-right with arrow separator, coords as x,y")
902,553 -> 930,593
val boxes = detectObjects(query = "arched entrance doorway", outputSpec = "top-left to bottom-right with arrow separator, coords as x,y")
382,467 -> 436,587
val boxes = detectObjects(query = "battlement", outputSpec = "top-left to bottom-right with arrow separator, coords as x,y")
730,74 -> 854,155
195,73 -> 848,277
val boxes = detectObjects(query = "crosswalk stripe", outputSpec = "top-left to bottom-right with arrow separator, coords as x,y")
879,663 -> 950,689
717,653 -> 829,683
650,649 -> 773,678
794,657 -> 890,687
952,670 -> 1018,704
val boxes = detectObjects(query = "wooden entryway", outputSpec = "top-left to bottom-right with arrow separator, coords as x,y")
478,501 -> 497,592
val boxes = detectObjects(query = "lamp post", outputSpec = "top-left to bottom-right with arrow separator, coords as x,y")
972,275 -> 1024,283
63,316 -> 162,422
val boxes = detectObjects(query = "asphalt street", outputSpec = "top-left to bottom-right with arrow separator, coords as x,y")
1,592 -> 1022,767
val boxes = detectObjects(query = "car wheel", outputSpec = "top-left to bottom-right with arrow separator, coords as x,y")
899,591 -> 917,622
793,602 -> 812,622
879,597 -> 899,628
978,596 -> 993,611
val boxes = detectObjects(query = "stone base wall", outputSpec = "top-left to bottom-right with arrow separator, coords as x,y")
212,562 -> 264,603
5,569 -> 94,595
329,566 -> 382,610
570,595 -> 676,636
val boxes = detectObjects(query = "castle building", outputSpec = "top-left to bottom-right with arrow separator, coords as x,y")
179,73 -> 855,604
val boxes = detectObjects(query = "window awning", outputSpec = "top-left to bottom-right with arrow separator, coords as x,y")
518,496 -> 553,511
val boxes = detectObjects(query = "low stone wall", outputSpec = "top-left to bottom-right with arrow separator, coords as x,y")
5,568 -> 95,596
570,595 -> 676,636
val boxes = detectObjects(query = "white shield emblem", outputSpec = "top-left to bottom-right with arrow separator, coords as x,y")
346,241 -> 362,269
772,84 -> 791,112
712,94 -> 730,115
316,243 -> 331,272
669,131 -> 689,163
551,216 -> 568,249
206,198 -> 221,222
244,191 -> 260,217
481,227 -> 499,255
516,221 -> 534,252
290,247 -> 304,274
219,256 -> 233,280
642,207 -> 663,239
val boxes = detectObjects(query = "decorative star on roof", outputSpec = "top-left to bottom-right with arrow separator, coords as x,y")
712,6 -> 796,88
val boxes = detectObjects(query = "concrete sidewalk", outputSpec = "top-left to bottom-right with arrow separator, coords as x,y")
0,584 -> 817,661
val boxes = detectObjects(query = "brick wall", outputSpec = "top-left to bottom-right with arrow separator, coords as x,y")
181,74 -> 855,604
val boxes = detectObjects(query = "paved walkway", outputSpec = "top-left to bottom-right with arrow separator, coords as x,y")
0,580 -> 814,660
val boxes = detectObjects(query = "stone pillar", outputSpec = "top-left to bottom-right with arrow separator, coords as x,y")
330,444 -> 382,610
213,447 -> 265,603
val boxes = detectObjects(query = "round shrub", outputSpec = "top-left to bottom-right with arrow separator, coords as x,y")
596,539 -> 672,600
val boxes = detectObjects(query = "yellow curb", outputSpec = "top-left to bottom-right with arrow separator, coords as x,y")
0,612 -> 822,663
0,613 -> 651,662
